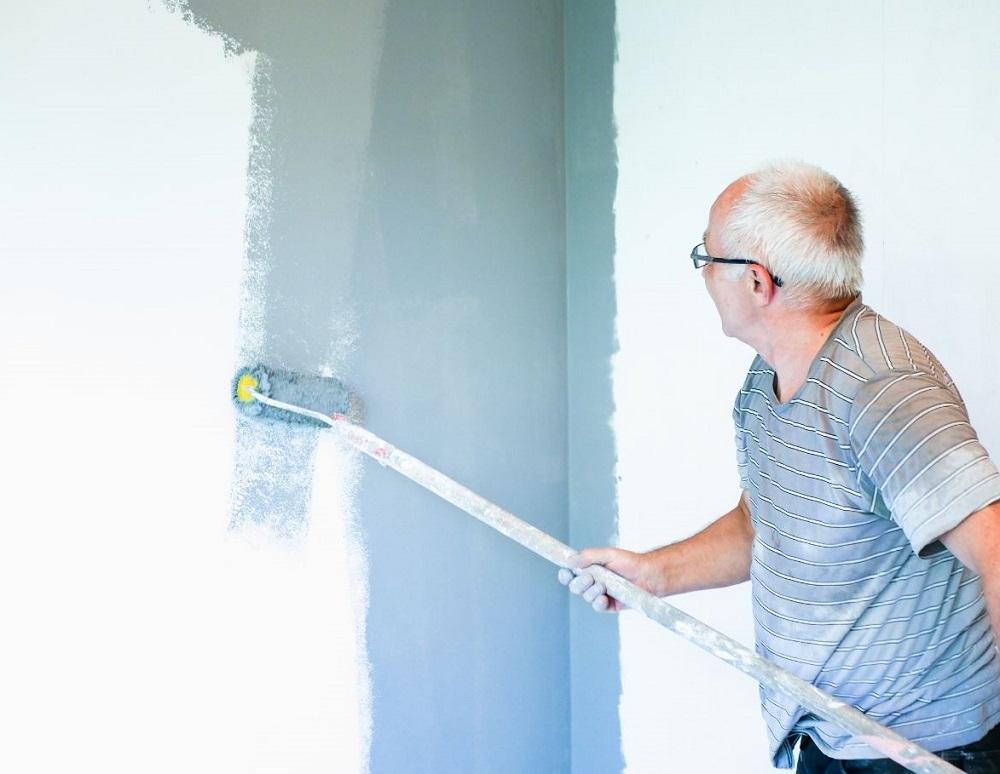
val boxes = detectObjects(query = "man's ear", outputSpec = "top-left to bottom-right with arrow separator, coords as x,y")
747,265 -> 776,305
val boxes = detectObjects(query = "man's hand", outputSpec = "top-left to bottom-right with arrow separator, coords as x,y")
558,494 -> 755,613
557,547 -> 662,613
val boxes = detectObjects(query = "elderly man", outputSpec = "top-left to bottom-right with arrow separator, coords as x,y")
560,162 -> 1000,772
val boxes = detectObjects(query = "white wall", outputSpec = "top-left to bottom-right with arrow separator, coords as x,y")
1,3 -> 368,772
611,2 -> 1000,771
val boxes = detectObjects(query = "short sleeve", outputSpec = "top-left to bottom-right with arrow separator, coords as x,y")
849,370 -> 1000,557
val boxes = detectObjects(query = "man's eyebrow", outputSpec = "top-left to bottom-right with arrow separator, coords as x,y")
702,229 -> 709,243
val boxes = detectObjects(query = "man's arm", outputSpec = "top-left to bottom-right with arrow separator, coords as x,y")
939,499 -> 1000,647
559,492 -> 755,612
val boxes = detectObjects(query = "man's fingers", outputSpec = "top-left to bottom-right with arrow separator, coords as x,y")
568,573 -> 595,595
560,557 -> 623,614
592,594 -> 611,612
557,565 -> 620,613
582,581 -> 606,604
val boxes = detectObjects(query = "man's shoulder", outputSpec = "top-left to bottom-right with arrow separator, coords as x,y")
833,304 -> 951,384
830,303 -> 956,392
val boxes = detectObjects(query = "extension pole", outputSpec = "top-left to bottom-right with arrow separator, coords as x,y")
250,390 -> 960,774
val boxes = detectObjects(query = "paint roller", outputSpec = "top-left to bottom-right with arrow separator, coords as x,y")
231,363 -> 961,774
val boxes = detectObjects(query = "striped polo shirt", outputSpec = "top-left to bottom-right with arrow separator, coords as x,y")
733,297 -> 1000,768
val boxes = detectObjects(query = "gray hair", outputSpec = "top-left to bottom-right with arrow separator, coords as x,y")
718,161 -> 864,306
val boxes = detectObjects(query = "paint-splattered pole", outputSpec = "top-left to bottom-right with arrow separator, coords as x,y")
240,366 -> 959,774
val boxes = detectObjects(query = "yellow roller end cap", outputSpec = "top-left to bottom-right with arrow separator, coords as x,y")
236,373 -> 259,403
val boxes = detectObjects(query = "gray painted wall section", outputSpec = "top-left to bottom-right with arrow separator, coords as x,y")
182,1 -> 569,771
565,3 -> 624,773
354,3 -> 569,771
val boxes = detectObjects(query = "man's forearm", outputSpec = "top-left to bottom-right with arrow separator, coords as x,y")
986,581 -> 1000,651
645,495 -> 755,597
940,500 -> 1000,648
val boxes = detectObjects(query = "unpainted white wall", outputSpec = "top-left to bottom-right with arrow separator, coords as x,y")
611,2 -> 1000,771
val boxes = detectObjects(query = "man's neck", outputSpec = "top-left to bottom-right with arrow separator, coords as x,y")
755,299 -> 856,403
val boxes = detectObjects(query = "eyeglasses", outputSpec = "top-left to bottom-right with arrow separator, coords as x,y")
690,242 -> 783,288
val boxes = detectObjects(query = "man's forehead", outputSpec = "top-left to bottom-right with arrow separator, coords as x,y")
712,177 -> 749,216
706,176 -> 750,240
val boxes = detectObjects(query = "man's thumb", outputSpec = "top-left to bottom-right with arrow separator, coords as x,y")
573,547 -> 617,570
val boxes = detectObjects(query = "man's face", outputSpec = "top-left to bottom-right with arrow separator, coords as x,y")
702,178 -> 751,339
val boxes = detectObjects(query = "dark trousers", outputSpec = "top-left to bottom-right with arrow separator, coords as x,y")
796,725 -> 1000,773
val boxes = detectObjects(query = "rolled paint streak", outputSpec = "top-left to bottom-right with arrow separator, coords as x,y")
166,0 -> 387,537
227,0 -> 384,536
161,2 -> 382,770
164,0 -> 384,536
225,53 -> 319,537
